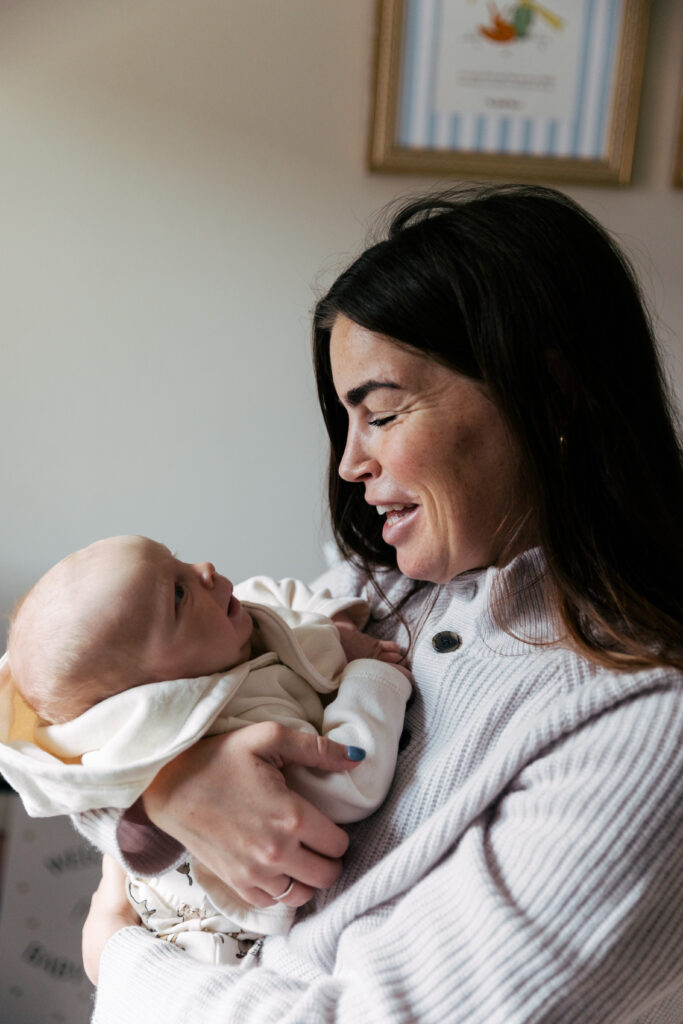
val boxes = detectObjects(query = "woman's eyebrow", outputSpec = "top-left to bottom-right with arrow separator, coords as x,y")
344,380 -> 401,407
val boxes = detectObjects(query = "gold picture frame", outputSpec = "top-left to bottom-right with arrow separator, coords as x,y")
673,75 -> 683,188
369,0 -> 651,185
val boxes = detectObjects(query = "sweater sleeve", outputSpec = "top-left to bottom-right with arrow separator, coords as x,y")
72,800 -> 187,876
91,685 -> 683,1023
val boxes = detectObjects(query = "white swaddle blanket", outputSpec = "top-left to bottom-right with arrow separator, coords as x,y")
0,576 -> 379,816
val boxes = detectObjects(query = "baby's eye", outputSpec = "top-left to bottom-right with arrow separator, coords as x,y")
174,583 -> 186,606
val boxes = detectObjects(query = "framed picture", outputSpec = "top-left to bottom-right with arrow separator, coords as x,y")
369,0 -> 651,185
673,76 -> 683,188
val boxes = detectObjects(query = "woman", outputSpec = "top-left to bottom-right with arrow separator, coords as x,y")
82,185 -> 683,1023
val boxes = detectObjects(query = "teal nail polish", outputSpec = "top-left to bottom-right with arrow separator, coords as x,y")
346,746 -> 366,761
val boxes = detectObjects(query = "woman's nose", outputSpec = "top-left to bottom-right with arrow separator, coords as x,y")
338,432 -> 379,483
195,561 -> 216,587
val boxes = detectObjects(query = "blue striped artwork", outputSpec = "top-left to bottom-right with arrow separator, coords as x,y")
592,0 -> 620,155
396,0 -> 623,159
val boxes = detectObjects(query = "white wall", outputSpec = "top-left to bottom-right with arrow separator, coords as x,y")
1,0 -> 681,644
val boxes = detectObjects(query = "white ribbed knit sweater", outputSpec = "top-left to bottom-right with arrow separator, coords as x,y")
81,549 -> 683,1023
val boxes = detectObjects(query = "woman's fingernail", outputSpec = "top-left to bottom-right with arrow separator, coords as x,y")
346,746 -> 366,761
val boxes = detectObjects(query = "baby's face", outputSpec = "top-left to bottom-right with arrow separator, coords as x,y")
64,536 -> 254,682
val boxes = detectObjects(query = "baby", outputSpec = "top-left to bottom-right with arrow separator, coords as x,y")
1,535 -> 412,964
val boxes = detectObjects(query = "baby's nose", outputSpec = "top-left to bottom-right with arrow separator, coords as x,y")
195,561 -> 216,587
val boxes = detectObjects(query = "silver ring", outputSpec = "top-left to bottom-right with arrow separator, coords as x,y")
272,879 -> 295,902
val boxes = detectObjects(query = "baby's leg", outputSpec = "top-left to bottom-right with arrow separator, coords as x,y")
284,659 -> 411,824
127,866 -> 266,966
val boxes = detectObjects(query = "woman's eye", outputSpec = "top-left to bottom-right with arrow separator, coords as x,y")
368,415 -> 396,428
174,583 -> 185,606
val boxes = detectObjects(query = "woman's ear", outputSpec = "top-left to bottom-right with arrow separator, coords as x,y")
544,349 -> 578,410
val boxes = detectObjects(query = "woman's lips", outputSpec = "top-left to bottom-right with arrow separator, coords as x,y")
380,504 -> 419,545
227,594 -> 241,617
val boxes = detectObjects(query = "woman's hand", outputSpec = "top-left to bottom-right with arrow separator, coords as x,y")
141,722 -> 363,909
82,855 -> 140,986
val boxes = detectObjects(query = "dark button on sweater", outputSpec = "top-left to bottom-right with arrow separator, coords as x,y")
432,630 -> 462,653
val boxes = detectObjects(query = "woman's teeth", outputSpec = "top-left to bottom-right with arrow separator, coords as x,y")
377,504 -> 415,525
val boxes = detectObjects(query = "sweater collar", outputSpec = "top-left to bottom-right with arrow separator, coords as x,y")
430,547 -> 564,656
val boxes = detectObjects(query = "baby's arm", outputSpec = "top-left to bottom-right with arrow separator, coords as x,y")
284,655 -> 412,824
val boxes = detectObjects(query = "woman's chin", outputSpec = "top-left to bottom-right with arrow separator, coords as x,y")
395,545 -> 484,584
395,550 -> 444,584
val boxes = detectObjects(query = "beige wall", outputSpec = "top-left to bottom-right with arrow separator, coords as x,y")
1,0 -> 681,642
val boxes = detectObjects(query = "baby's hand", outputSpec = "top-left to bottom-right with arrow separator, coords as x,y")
332,614 -> 413,685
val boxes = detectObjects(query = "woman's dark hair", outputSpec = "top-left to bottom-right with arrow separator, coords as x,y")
313,184 -> 683,671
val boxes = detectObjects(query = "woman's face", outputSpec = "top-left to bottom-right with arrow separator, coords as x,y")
329,315 -> 527,583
